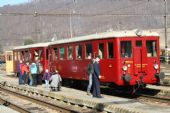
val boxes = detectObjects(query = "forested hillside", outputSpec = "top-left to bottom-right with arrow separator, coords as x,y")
0,0 -> 169,51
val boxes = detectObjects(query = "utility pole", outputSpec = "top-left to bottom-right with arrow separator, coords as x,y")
70,11 -> 73,38
164,0 -> 169,63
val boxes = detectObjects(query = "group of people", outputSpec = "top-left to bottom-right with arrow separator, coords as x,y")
87,55 -> 102,98
17,55 -> 102,97
18,60 -> 42,86
18,60 -> 62,91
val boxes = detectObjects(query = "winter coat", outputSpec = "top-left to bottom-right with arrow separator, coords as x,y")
93,62 -> 100,79
43,72 -> 51,81
50,74 -> 62,87
21,64 -> 29,75
30,63 -> 37,74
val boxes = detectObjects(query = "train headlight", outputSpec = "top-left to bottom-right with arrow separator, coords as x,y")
154,64 -> 159,70
122,65 -> 128,71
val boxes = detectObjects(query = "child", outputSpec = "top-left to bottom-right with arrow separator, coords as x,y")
43,69 -> 51,89
50,70 -> 62,91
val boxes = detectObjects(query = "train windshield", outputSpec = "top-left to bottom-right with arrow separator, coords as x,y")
146,40 -> 157,57
120,41 -> 132,58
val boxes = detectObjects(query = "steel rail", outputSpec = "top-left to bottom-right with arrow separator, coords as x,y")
0,96 -> 30,113
0,86 -> 83,113
136,93 -> 170,104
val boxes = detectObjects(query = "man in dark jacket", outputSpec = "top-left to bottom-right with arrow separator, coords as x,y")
87,59 -> 94,95
92,56 -> 102,98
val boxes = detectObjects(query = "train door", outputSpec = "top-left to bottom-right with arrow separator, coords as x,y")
96,39 -> 115,82
5,51 -> 14,73
133,40 -> 148,83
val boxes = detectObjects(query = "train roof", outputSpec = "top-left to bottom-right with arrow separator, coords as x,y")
13,42 -> 51,50
50,30 -> 159,45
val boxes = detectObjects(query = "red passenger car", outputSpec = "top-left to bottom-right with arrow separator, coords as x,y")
49,30 -> 164,87
13,42 -> 50,76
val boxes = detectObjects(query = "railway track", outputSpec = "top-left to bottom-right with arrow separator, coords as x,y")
137,94 -> 170,105
0,85 -> 93,113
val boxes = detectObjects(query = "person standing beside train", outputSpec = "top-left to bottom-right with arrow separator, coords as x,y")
50,70 -> 62,91
30,62 -> 38,86
18,60 -> 23,85
21,62 -> 29,85
87,59 -> 94,95
43,69 -> 51,89
92,55 -> 102,98
36,59 -> 43,85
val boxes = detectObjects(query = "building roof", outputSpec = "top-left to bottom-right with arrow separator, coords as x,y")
13,42 -> 51,50
50,30 -> 159,45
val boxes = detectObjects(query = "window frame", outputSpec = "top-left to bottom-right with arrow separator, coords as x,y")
85,43 -> 93,59
59,47 -> 65,60
146,40 -> 158,57
76,44 -> 83,60
107,42 -> 114,59
120,41 -> 132,58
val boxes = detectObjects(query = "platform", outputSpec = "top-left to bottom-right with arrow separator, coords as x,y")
0,75 -> 170,113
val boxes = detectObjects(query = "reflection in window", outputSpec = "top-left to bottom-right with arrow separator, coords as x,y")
136,41 -> 142,47
86,44 -> 93,59
7,55 -> 12,61
34,50 -> 43,61
146,40 -> 157,57
60,47 -> 65,60
14,52 -> 17,61
53,48 -> 58,60
121,41 -> 132,58
99,43 -> 104,59
108,42 -> 114,58
38,50 -> 43,61
25,51 -> 29,61
68,46 -> 73,59
18,52 -> 21,61
76,45 -> 82,59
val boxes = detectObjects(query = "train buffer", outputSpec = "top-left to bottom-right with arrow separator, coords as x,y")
0,75 -> 170,113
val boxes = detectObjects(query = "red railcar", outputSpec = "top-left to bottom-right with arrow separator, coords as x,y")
13,42 -> 50,74
49,30 -> 164,87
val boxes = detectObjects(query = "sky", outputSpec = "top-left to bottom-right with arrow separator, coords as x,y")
0,0 -> 29,7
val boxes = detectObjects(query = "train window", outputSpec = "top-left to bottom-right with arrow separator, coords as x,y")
99,43 -> 104,59
38,50 -> 43,61
7,55 -> 12,61
53,48 -> 58,60
60,47 -> 65,60
146,40 -> 157,57
29,52 -> 32,60
108,42 -> 114,58
76,45 -> 82,59
14,52 -> 17,61
136,41 -> 142,47
34,50 -> 39,61
68,46 -> 73,60
85,44 -> 93,59
121,41 -> 132,58
25,51 -> 29,61
18,52 -> 21,61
